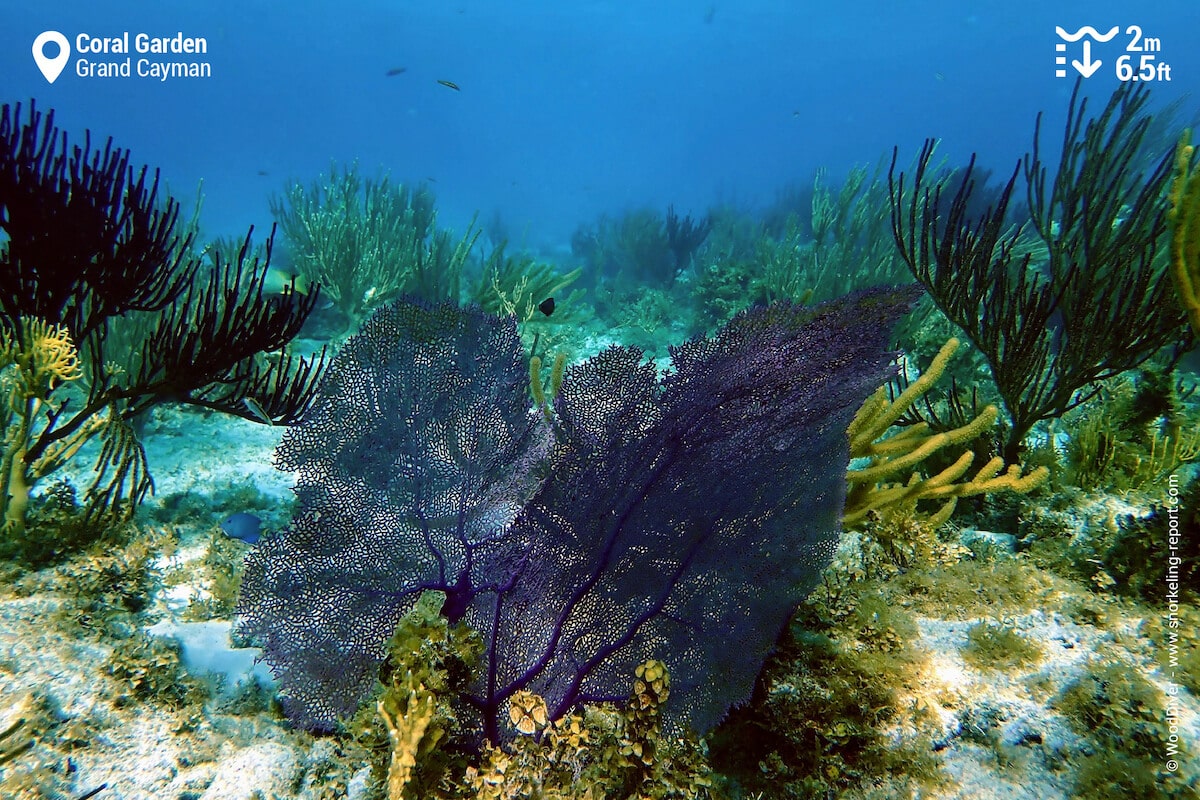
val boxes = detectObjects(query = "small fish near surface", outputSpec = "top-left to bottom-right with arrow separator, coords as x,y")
437,79 -> 461,91
220,512 -> 263,544
385,66 -> 407,77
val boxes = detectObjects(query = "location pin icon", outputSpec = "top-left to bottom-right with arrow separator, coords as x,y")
32,31 -> 70,83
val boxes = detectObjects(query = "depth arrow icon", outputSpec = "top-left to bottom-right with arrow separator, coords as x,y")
1073,40 -> 1101,77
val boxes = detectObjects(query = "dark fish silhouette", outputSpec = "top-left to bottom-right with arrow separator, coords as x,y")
220,512 -> 263,544
385,67 -> 407,77
538,297 -> 555,317
437,79 -> 461,91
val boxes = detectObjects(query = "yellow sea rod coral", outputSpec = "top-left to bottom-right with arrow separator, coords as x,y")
1169,130 -> 1200,334
377,671 -> 438,800
34,322 -> 82,384
844,338 -> 1047,527
1,319 -> 91,534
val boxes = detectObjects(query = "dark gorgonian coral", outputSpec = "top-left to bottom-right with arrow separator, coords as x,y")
238,288 -> 917,741
890,81 -> 1190,463
0,101 -> 325,532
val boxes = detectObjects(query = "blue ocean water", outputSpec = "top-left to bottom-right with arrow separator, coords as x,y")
4,5 -> 1200,798
4,1 -> 1197,246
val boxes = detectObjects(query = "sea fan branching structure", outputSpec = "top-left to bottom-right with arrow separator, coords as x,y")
238,288 -> 918,742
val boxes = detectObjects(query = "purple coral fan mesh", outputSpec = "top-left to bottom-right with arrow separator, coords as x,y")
237,287 -> 918,738
236,299 -> 551,729
465,286 -> 919,739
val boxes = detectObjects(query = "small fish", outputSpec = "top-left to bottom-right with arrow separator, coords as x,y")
256,169 -> 269,176
242,396 -> 275,426
385,66 -> 407,77
1046,307 -> 1066,359
262,266 -> 310,297
220,512 -> 263,544
538,297 -> 556,317
437,79 -> 461,91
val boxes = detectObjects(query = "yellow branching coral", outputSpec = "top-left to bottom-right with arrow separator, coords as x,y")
1,320 -> 83,394
367,590 -> 481,800
1,319 -> 100,535
485,257 -> 582,325
2,319 -> 147,543
844,338 -> 1048,528
378,670 -> 440,800
530,352 -> 566,420
1169,130 -> 1200,335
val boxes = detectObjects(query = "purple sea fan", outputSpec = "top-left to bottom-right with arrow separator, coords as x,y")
236,300 -> 552,729
237,287 -> 918,739
461,287 -> 920,740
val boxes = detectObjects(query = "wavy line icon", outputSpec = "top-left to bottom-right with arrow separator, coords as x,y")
1056,25 -> 1120,42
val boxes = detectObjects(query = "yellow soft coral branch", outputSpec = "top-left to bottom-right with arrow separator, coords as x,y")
844,337 -> 1048,528
1169,130 -> 1200,335
847,451 -> 974,529
378,671 -> 439,800
529,352 -> 566,421
848,337 -> 962,450
848,404 -> 999,484
1,319 -> 83,395
28,320 -> 83,388
1,319 -> 91,535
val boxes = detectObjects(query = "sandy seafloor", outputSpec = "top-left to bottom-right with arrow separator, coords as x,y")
0,400 -> 1197,800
